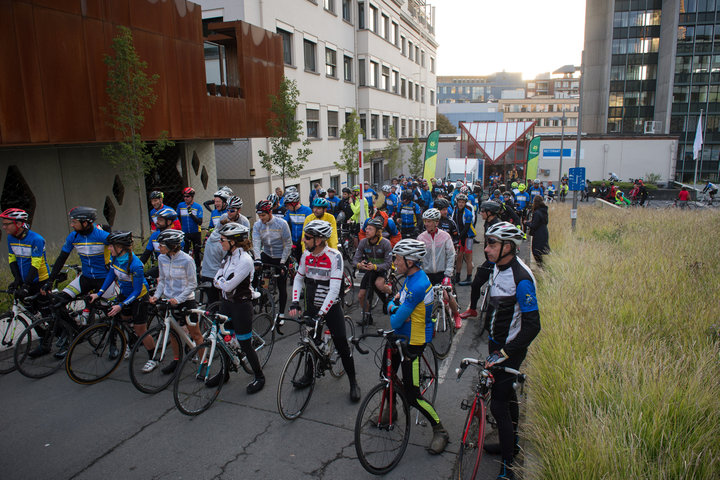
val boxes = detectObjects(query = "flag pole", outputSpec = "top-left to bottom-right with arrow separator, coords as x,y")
693,110 -> 703,188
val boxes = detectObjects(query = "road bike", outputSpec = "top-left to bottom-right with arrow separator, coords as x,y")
453,357 -> 526,480
254,263 -> 282,317
431,284 -> 456,359
275,313 -> 355,420
0,290 -> 40,374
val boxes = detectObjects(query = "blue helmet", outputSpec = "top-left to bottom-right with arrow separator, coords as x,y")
312,197 -> 331,209
156,207 -> 178,221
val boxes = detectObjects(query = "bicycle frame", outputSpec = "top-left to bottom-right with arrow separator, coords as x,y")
150,302 -> 199,365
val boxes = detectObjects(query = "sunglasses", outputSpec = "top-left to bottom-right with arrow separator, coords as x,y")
183,194 -> 193,197
304,235 -> 316,240
485,237 -> 500,245
228,209 -> 238,213
220,238 -> 230,244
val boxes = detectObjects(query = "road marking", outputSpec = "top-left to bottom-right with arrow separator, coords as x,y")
437,321 -> 470,384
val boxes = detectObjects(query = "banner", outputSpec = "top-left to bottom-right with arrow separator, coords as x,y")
423,130 -> 440,181
526,136 -> 541,180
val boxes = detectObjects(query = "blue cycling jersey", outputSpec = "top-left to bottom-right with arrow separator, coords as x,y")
284,205 -> 313,242
389,269 -> 434,345
210,209 -> 226,229
60,227 -> 110,279
515,192 -> 529,210
177,201 -> 203,233
7,230 -> 49,283
99,252 -> 148,305
398,201 -> 422,229
363,188 -> 379,208
385,193 -> 398,215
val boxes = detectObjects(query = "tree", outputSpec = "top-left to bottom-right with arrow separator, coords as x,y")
258,76 -> 312,189
335,110 -> 363,179
408,133 -> 424,178
384,125 -> 402,177
437,113 -> 456,134
102,26 -> 173,237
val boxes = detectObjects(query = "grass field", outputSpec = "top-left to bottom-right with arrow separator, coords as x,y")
524,203 -> 720,479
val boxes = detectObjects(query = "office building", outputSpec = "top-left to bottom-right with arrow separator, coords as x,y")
437,72 -> 524,104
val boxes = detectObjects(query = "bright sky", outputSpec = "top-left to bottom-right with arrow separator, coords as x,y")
434,0 -> 586,79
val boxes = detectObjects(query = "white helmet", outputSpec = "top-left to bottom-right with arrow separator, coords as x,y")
304,220 -> 333,239
285,186 -> 298,194
392,239 -> 426,261
382,185 -> 392,193
285,191 -> 300,203
485,222 -> 525,246
227,196 -> 243,209
214,189 -> 231,202
217,222 -> 249,240
422,208 -> 441,221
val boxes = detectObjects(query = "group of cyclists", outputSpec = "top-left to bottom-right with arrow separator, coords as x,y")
1,173 -> 544,480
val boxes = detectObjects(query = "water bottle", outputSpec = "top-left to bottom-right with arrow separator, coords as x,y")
78,308 -> 90,326
322,329 -> 331,354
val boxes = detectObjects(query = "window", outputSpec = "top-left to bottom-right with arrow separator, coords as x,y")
325,48 -> 337,77
430,90 -> 435,105
392,70 -> 399,93
381,66 -> 390,90
430,57 -> 435,73
408,41 -> 413,60
401,36 -> 406,55
359,58 -> 366,85
382,14 -> 389,40
391,21 -> 398,46
401,118 -> 407,137
342,0 -> 352,22
415,84 -> 420,102
401,78 -> 406,97
358,2 -> 365,29
421,50 -> 425,67
371,114 -> 378,138
370,61 -> 378,87
328,110 -> 339,137
369,5 -> 378,33
343,55 -> 353,81
360,114 -> 367,135
277,29 -> 293,66
382,115 -> 389,138
415,45 -> 420,64
421,86 -> 425,103
307,108 -> 319,138
304,39 -> 316,72
392,116 -> 399,135
324,0 -> 335,14
408,80 -> 413,100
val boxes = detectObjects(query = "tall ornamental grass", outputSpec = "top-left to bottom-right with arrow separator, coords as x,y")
525,204 -> 720,479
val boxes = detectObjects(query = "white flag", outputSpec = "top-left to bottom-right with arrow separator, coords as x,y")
693,111 -> 703,160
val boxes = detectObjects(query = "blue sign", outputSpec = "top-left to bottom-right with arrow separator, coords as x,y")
543,148 -> 573,158
568,167 -> 586,191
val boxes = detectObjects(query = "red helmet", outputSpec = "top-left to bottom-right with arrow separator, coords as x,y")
182,187 -> 195,196
0,208 -> 29,222
255,200 -> 273,213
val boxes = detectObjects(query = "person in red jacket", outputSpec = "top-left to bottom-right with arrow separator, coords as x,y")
676,187 -> 690,208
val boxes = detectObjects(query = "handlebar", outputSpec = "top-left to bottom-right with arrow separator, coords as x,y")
350,329 -> 410,361
273,313 -> 322,337
187,308 -> 229,324
455,357 -> 525,381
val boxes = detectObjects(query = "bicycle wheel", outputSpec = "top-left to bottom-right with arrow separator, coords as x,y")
419,344 -> 439,404
253,287 -> 278,318
0,313 -> 28,374
277,345 -> 316,420
329,316 -> 355,378
173,341 -> 227,416
355,382 -> 411,475
129,325 -> 183,394
456,400 -> 486,480
432,302 -> 454,359
342,266 -> 355,308
15,317 -> 73,379
252,313 -> 274,369
66,323 -> 126,385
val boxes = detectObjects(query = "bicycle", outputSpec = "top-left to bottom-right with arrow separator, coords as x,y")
275,313 -> 355,420
453,357 -> 526,480
351,329 -> 439,475
172,307 -> 275,415
254,263 -> 282,317
431,284 -> 456,359
0,290 -> 40,374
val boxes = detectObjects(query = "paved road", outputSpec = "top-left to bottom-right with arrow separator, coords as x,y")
1,245 -> 530,480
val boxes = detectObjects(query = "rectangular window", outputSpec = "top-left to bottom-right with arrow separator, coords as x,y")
325,48 -> 337,77
343,0 -> 352,22
430,57 -> 435,73
391,22 -> 398,46
392,116 -> 399,135
421,50 -> 425,67
371,114 -> 378,138
421,86 -> 425,103
415,84 -> 420,102
430,90 -> 435,105
415,45 -> 420,64
304,39 -> 316,72
343,55 -> 353,82
401,36 -> 406,55
408,41 -> 413,60
328,110 -> 339,138
359,58 -> 366,85
358,2 -> 365,29
381,66 -> 390,90
382,14 -> 389,40
382,115 -> 389,138
401,118 -> 407,137
307,108 -> 319,138
408,80 -> 413,100
392,70 -> 399,93
360,114 -> 367,135
370,61 -> 378,87
324,0 -> 335,14
278,29 -> 293,66
369,5 -> 378,33
401,78 -> 406,97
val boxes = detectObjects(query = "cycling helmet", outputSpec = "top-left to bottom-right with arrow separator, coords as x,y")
366,218 -> 384,231
182,187 -> 195,196
217,222 -> 249,240
218,186 -> 234,195
485,222 -> 525,246
392,239 -> 426,261
327,187 -> 336,193
382,185 -> 391,193
157,229 -> 185,247
267,193 -> 279,205
149,191 -> 164,200
318,188 -> 327,197
0,208 -> 28,222
518,184 -> 526,192
481,201 -> 501,213
256,200 -> 273,213
312,197 -> 330,209
533,179 -> 540,185
284,192 -> 300,203
214,189 -> 231,202
304,220 -> 333,239
511,182 -> 518,188
455,181 -> 463,188
422,208 -> 441,221
285,186 -> 298,194
401,190 -> 413,201
460,186 -> 470,194
434,198 -> 450,209
227,196 -> 243,209
352,185 -> 361,193
68,206 -> 97,222
342,187 -> 351,194
493,189 -> 501,197
455,193 -> 468,202
156,207 -> 178,221
107,231 -> 133,246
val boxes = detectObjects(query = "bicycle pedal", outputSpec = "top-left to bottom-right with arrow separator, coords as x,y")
460,399 -> 472,410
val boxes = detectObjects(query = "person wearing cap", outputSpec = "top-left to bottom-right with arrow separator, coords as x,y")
453,194 -> 477,285
352,218 -> 392,327
139,207 -> 181,279
177,187 -> 203,270
1,208 -> 49,299
302,197 -> 339,250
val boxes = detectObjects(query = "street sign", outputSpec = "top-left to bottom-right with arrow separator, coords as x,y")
568,167 -> 586,191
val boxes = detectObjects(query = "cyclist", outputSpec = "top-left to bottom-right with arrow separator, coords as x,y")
349,185 -> 370,223
177,187 -> 204,267
359,210 -> 402,246
529,180 -> 544,203
216,195 -> 250,229
397,190 -> 423,238
302,197 -> 339,250
149,191 -> 164,231
207,188 -> 232,230
363,181 -> 379,212
148,229 -> 203,375
546,182 -> 556,202
352,218 -> 392,327
90,232 -> 153,369
702,181 -> 717,205
386,239 -> 449,454
559,180 -> 569,202
1,208 -> 49,297
433,198 -> 459,245
335,187 -> 354,223
211,222 -> 265,393
514,184 -> 530,222
481,222 -> 541,479
289,220 -> 361,403
283,191 -> 312,262
267,193 -> 283,215
139,207 -> 180,279
453,193 -> 476,285
381,185 -> 397,217
252,200 -> 292,314
417,209 -> 462,329
326,187 -> 340,212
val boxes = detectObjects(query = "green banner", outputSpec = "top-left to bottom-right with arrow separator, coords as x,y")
526,136 -> 541,180
423,130 -> 440,181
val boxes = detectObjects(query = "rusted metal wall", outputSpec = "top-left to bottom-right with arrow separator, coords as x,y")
0,0 -> 284,146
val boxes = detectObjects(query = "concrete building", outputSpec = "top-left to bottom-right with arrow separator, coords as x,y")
196,0 -> 438,203
499,96 -> 579,135
437,72 -> 524,104
526,66 -> 581,98
437,103 -> 503,134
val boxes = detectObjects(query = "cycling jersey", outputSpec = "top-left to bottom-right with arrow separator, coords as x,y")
209,209 -> 226,229
350,197 -> 370,223
452,206 -> 476,239
218,212 -> 250,229
389,269 -> 433,345
7,230 -> 49,283
515,192 -> 529,210
214,247 -> 254,303
98,252 -> 148,305
284,205 -> 313,242
155,250 -> 196,302
292,245 -> 343,314
546,186 -> 556,197
352,236 -> 392,271
252,215 -> 292,262
397,201 -> 422,230
177,201 -> 203,233
419,189 -> 432,209
529,187 -> 544,201
438,216 -> 458,242
417,229 -> 455,277
384,193 -> 398,216
60,227 -> 110,279
301,212 -> 339,250
363,188 -> 379,209
327,195 -> 340,211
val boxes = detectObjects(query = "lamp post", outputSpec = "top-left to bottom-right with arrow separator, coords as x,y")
558,108 -> 566,186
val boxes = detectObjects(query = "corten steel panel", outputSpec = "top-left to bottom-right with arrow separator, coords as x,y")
83,17 -> 116,141
130,0 -> 173,39
132,28 -> 172,139
104,0 -> 131,27
0,1 -> 31,144
31,0 -> 82,15
172,0 -> 202,43
162,35 -> 183,139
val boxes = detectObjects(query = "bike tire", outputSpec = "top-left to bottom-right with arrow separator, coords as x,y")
419,344 -> 439,404
355,382 -> 411,475
66,323 -> 126,385
173,341 -> 226,416
456,400 -> 486,480
342,266 -> 355,308
0,313 -> 29,374
277,345 -> 316,420
432,302 -> 454,359
15,317 -> 73,379
129,325 -> 183,394
253,287 -> 278,318
330,315 -> 355,378
252,313 -> 274,369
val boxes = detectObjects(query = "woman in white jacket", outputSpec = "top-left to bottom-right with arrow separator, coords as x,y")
213,223 -> 265,394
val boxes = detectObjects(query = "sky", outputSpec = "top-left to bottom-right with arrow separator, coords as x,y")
434,0 -> 586,79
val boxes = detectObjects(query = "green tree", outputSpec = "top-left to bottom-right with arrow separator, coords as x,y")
335,110 -> 364,178
102,25 -> 173,237
436,113 -> 456,134
258,76 -> 312,189
383,125 -> 402,177
408,133 -> 424,178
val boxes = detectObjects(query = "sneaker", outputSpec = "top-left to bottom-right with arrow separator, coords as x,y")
428,423 -> 449,454
28,345 -> 50,358
53,347 -> 68,360
453,312 -> 462,329
458,275 -> 473,286
141,359 -> 158,373
124,346 -> 131,359
246,377 -> 265,394
349,382 -> 361,403
161,359 -> 179,375
459,308 -> 478,319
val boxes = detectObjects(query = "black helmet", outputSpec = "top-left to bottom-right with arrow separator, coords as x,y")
366,218 -> 384,231
68,206 -> 97,222
342,187 -> 351,194
157,229 -> 185,247
481,201 -> 501,213
401,190 -> 413,201
149,191 -> 164,200
107,231 -> 133,246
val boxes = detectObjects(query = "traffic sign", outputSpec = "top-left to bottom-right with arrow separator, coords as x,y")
568,167 -> 586,191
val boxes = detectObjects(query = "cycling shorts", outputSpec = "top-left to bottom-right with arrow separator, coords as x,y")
458,238 -> 473,254
359,269 -> 388,290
